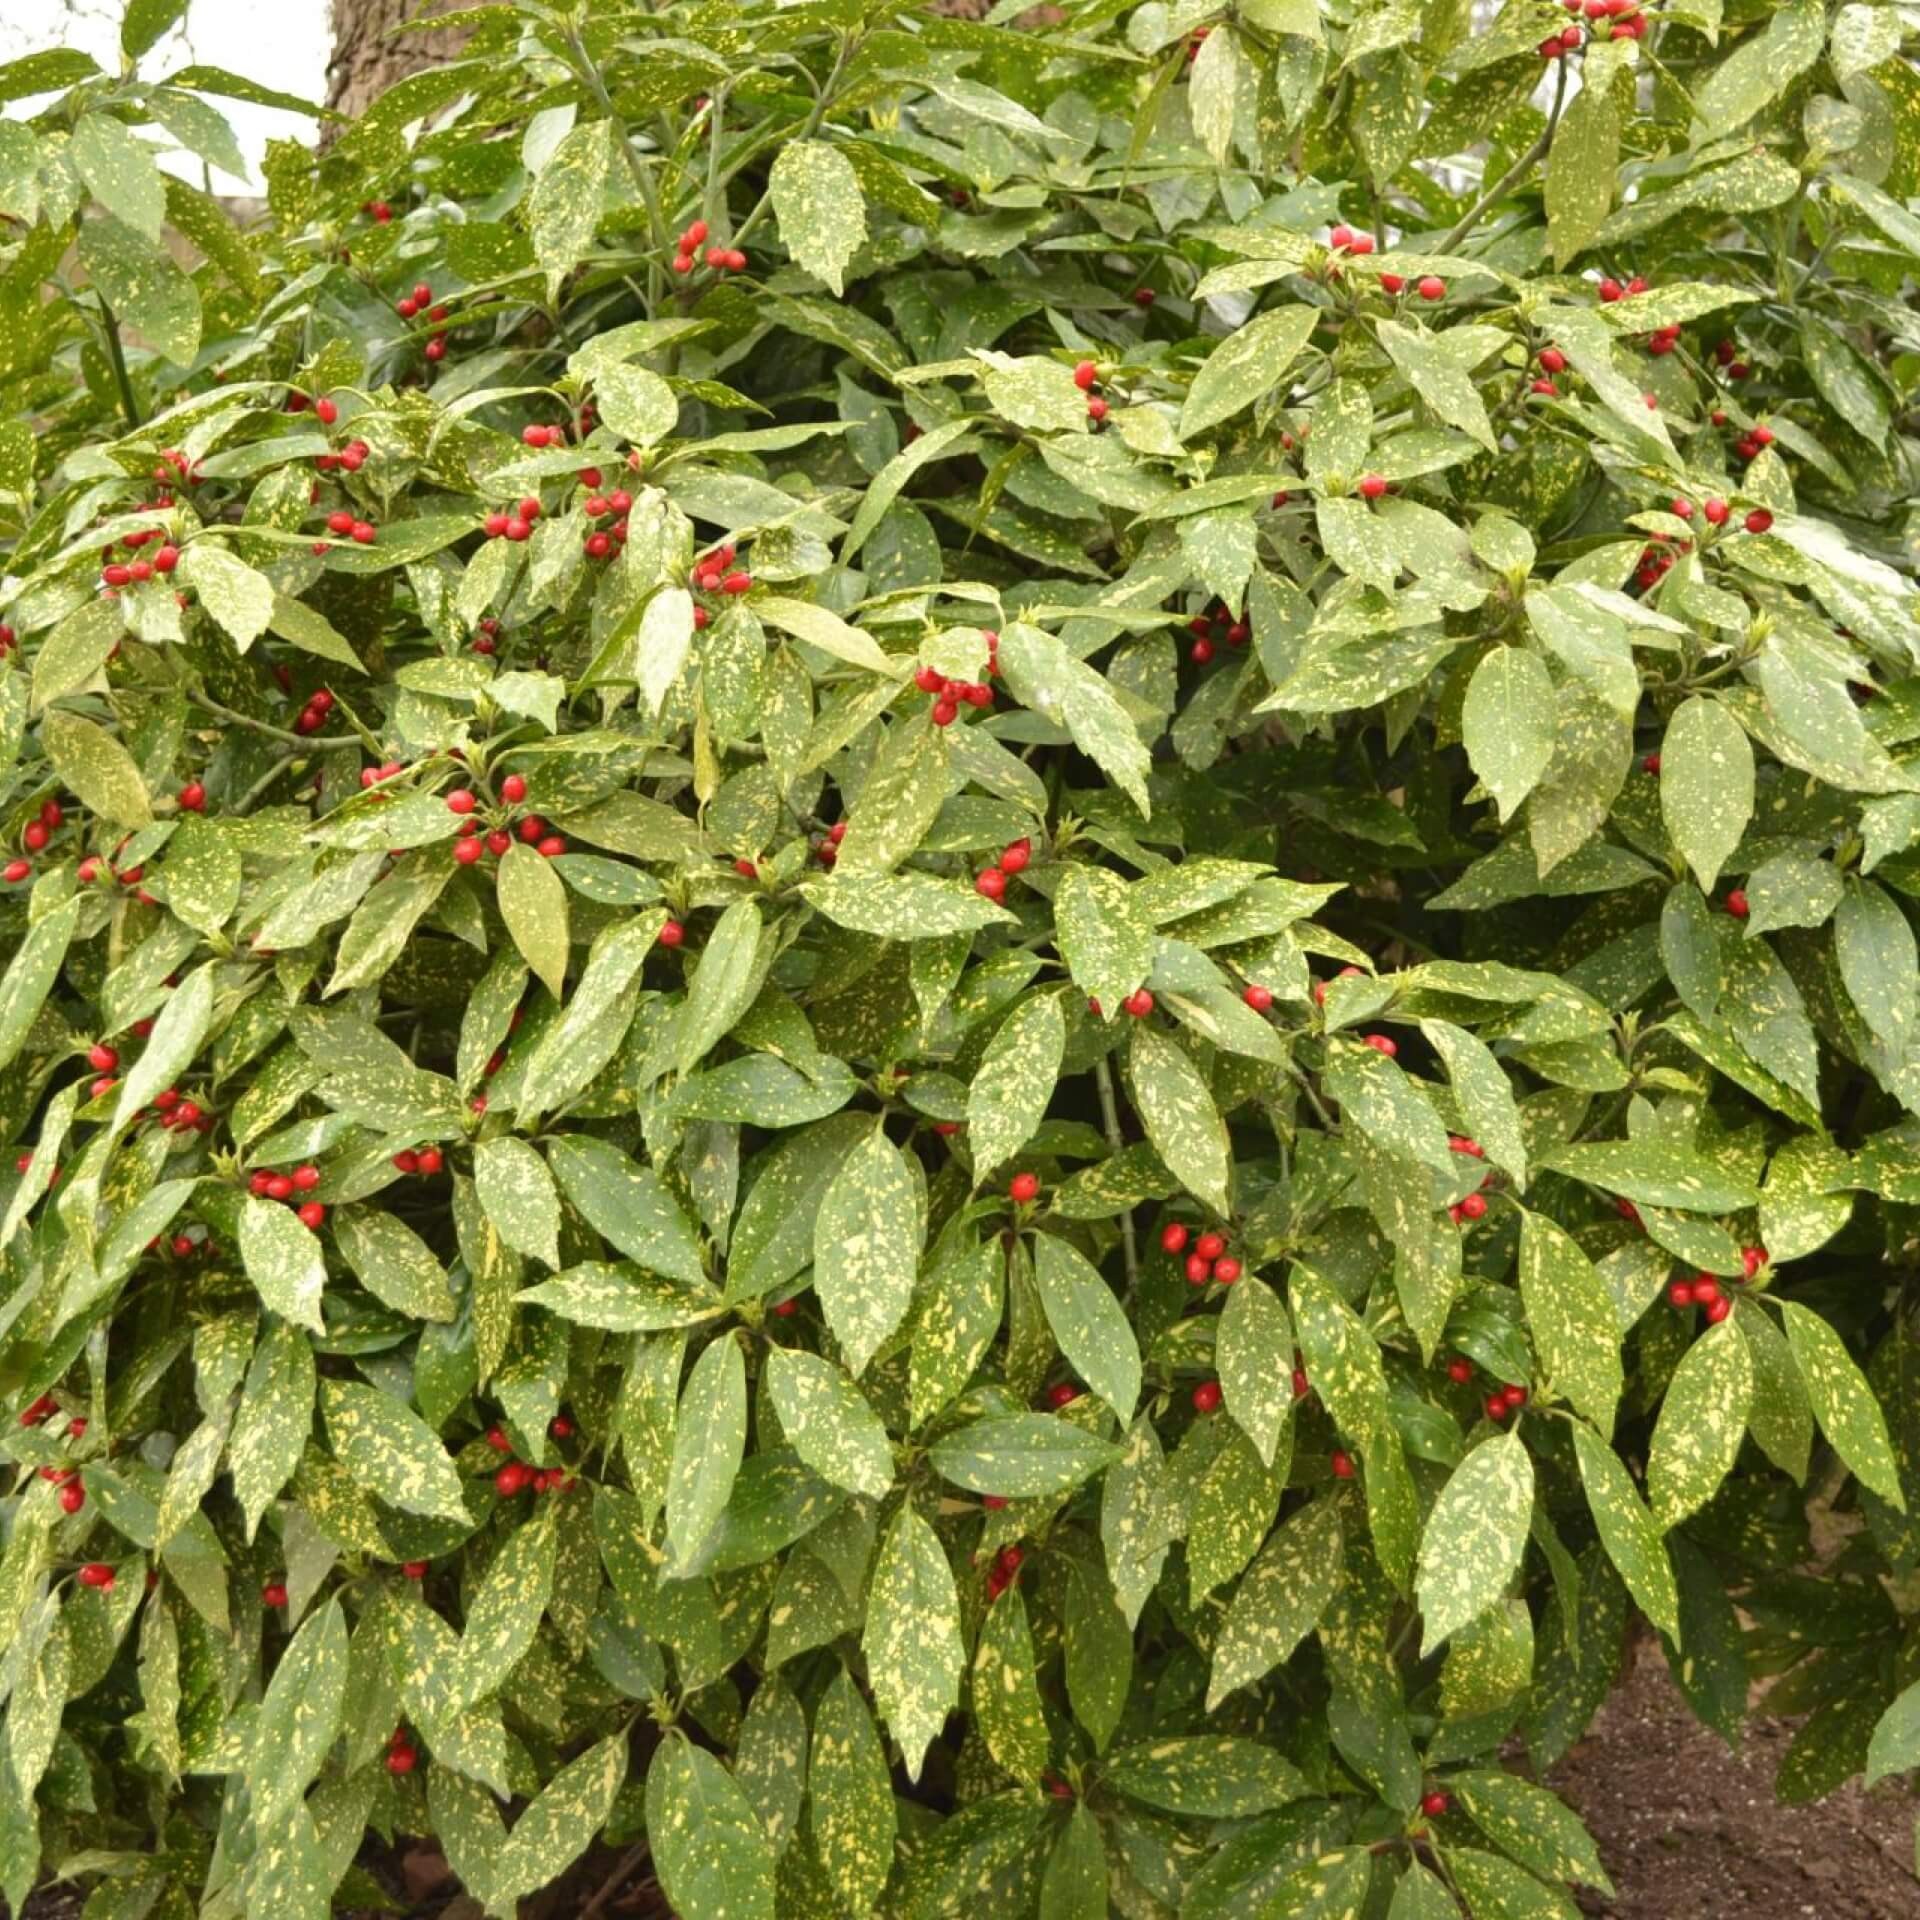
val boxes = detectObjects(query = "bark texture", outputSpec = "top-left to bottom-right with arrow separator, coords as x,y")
325,0 -> 470,124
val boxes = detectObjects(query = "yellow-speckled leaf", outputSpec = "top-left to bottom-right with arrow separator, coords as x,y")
1416,1431 -> 1533,1653
1648,1319 -> 1754,1530
1571,1423 -> 1678,1638
811,1665 -> 896,1909
1127,1025 -> 1230,1216
1208,1497 -> 1342,1709
1032,1231 -> 1139,1422
238,1193 -> 327,1334
42,708 -> 150,828
1517,1212 -> 1622,1436
974,1584 -> 1048,1786
770,140 -> 865,296
863,1504 -> 963,1782
1453,1768 -> 1614,1894
1661,696 -> 1753,894
496,842 -> 570,998
229,1321 -> 314,1543
319,1378 -> 470,1524
968,989 -> 1066,1176
498,1731 -> 629,1900
334,1207 -> 455,1321
1782,1301 -> 1904,1507
250,1595 -> 347,1833
455,1511 -> 555,1709
1102,1736 -> 1309,1817
474,1134 -> 562,1270
813,1124 -> 921,1377
1218,1275 -> 1294,1467
766,1347 -> 894,1499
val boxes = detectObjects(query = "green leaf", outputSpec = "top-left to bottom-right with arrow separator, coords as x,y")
1102,1737 -> 1308,1818
974,1585 -> 1049,1786
813,1125 -> 922,1376
123,0 -> 189,58
1781,1302 -> 1904,1508
1217,1274 -> 1293,1467
1660,696 -> 1753,893
455,1512 -> 555,1709
1445,1847 -> 1582,1920
769,140 -> 866,295
547,1134 -> 706,1284
1054,866 -> 1154,1017
1864,1678 -> 1920,1789
497,843 -> 570,997
1416,1431 -> 1534,1652
319,1379 -> 470,1524
239,1194 -> 328,1334
528,119 -> 610,283
333,1207 -> 455,1321
1179,307 -> 1317,440
230,1321 -> 314,1543
1128,1025 -> 1230,1216
79,212 -> 199,362
179,543 -> 275,652
765,1347 -> 895,1499
73,112 -> 166,241
801,869 -> 1014,938
42,708 -> 150,828
666,1334 -> 747,1570
1542,1140 -> 1759,1213
863,1504 -> 963,1782
1031,1232 -> 1139,1422
929,1413 -> 1120,1497
1462,648 -> 1556,823
1571,1424 -> 1678,1638
0,897 -> 78,1076
1647,1319 -> 1755,1530
1545,53 -> 1621,266
474,1135 -> 562,1270
1040,1804 -> 1108,1920
1421,1018 -> 1528,1186
31,597 -> 122,711
250,1597 -> 347,1832
1517,1212 -> 1623,1436
1452,1770 -> 1613,1893
1834,881 -> 1917,1054
1207,1497 -> 1342,1708
498,1733 -> 628,1899
677,899 -> 763,1075
518,1260 -> 723,1331
811,1667 -> 896,1911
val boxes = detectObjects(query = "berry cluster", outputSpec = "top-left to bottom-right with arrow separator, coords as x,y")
39,1463 -> 87,1514
915,629 -> 996,724
579,485 -> 635,560
1596,273 -> 1649,303
1538,20 -> 1583,54
814,819 -> 848,866
669,219 -> 748,276
319,507 -> 378,548
358,755 -> 406,788
98,521 -> 179,591
78,1562 -> 116,1590
152,1088 -> 212,1135
1185,601 -> 1250,664
1072,358 -> 1109,426
1485,1382 -> 1530,1420
690,542 -> 752,621
246,1161 -> 326,1230
1161,1223 -> 1242,1287
472,615 -> 501,656
486,1424 -> 576,1498
5,795 -> 66,883
521,423 -> 568,450
1632,533 -> 1690,593
483,496 -> 543,542
395,281 -> 452,361
389,1145 -> 446,1176
1311,964 -> 1368,1006
985,1541 -> 1023,1599
1569,0 -> 1648,40
974,835 -> 1031,902
148,447 -> 201,490
386,1726 -> 418,1775
313,436 -> 370,475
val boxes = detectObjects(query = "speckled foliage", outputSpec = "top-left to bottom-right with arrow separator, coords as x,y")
0,0 -> 1918,1915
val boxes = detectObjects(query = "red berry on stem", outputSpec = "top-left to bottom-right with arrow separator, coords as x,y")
1010,1172 -> 1040,1205
1192,1380 -> 1223,1414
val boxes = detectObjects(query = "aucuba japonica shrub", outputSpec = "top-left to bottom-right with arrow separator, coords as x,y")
0,0 -> 1918,1912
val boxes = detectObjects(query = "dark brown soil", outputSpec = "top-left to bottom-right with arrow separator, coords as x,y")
1549,1637 -> 1919,1918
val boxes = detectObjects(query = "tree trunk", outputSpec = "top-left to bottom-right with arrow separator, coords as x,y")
324,0 -> 469,124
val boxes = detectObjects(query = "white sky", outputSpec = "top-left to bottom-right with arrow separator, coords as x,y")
1,0 -> 328,191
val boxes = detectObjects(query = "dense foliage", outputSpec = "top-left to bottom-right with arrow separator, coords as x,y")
0,0 -> 1918,1913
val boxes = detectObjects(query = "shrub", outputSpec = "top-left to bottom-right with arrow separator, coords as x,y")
0,0 -> 1917,1914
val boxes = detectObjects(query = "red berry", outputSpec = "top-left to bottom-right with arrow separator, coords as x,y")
1330,1450 -> 1354,1479
292,1165 -> 320,1192
454,837 -> 483,865
1744,509 -> 1773,534
1535,348 -> 1566,376
1195,1232 -> 1225,1261
1379,273 -> 1404,293
1132,287 -> 1155,307
78,1563 -> 115,1589
417,1147 -> 443,1175
1459,1191 -> 1487,1221
999,843 -> 1030,875
487,830 -> 512,856
297,1201 -> 326,1229
1086,396 -> 1108,421
178,781 -> 206,813
931,698 -> 958,726
976,867 -> 1007,900
403,1560 -> 428,1579
445,789 -> 476,816
386,1745 -> 417,1775
1073,360 -> 1097,390
494,1462 -> 532,1496
1742,1245 -> 1767,1278
262,1581 -> 288,1607
1487,1394 -> 1510,1421
1123,989 -> 1154,1017
392,1150 -> 419,1174
914,665 -> 944,693
1705,1295 -> 1732,1324
1703,498 -> 1729,525
1186,1253 -> 1212,1285
266,1175 -> 294,1201
1598,278 -> 1622,302
499,773 -> 527,804
1047,1382 -> 1079,1408
1416,276 -> 1445,300
537,836 -> 564,858
88,1043 -> 118,1072
1421,1790 -> 1450,1818
1161,1223 -> 1189,1255
1358,473 -> 1387,499
1668,1278 -> 1694,1309
1010,1172 -> 1040,1205
1725,888 -> 1749,919
1447,1358 -> 1473,1384
1192,1381 -> 1223,1414
1213,1257 -> 1241,1284
4,860 -> 30,883
1243,984 -> 1273,1012
1190,638 -> 1214,665
1363,1032 -> 1397,1057
59,1480 -> 85,1514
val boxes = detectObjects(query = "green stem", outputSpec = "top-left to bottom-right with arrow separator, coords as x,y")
96,295 -> 141,432
1093,1054 -> 1140,1293
1436,57 -> 1568,255
188,689 -> 358,750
